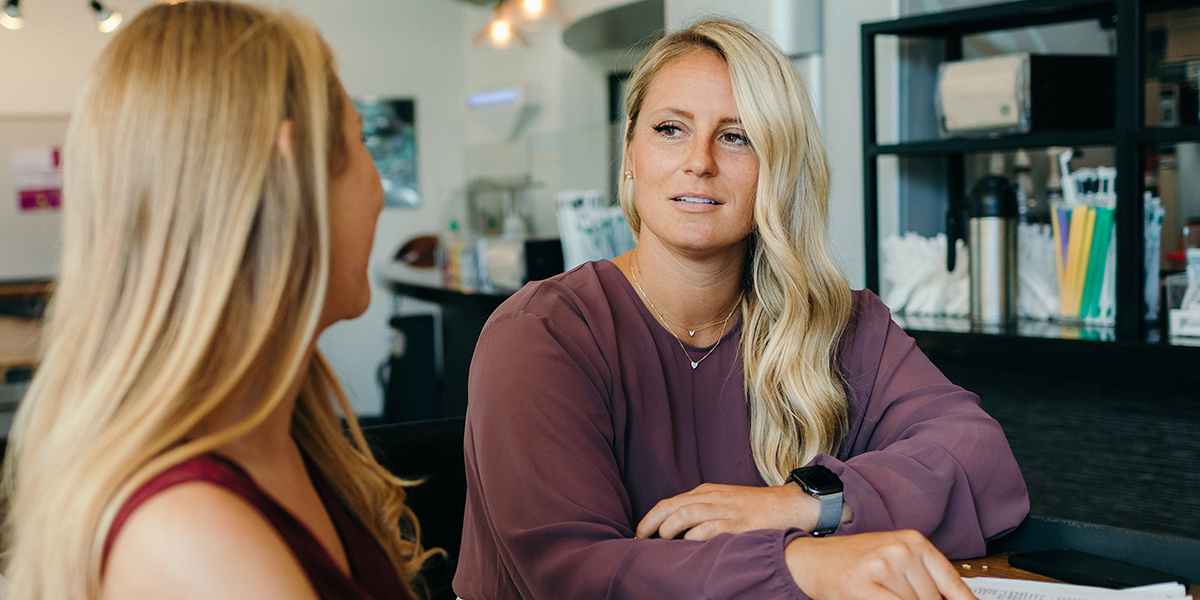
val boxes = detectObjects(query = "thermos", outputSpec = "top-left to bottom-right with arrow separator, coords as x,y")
948,175 -> 1019,326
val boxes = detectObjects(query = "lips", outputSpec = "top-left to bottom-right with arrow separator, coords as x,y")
673,195 -> 720,205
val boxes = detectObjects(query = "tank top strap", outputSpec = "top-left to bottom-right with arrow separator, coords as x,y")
102,453 -> 413,600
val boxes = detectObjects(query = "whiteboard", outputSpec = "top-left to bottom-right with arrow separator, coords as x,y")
0,115 -> 68,282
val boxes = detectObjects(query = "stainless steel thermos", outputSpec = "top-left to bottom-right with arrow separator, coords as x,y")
948,175 -> 1019,326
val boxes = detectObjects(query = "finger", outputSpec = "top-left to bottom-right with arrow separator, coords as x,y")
921,549 -> 976,600
635,497 -> 682,538
858,582 -> 906,600
658,502 -> 719,540
636,485 -> 717,538
902,562 -> 945,600
874,566 -> 920,600
681,518 -> 735,542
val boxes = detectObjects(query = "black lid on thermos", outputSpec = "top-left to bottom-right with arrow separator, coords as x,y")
968,175 -> 1019,219
947,175 -> 1018,271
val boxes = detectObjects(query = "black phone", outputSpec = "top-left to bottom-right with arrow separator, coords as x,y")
1008,549 -> 1189,589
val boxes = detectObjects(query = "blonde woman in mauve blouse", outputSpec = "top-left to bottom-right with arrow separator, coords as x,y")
455,17 -> 1029,600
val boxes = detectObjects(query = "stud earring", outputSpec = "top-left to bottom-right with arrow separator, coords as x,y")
624,171 -> 633,180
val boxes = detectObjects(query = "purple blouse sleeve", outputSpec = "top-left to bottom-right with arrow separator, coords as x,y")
455,298 -> 809,600
809,292 -> 1030,559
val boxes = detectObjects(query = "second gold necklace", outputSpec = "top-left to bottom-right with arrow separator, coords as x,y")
630,256 -> 742,370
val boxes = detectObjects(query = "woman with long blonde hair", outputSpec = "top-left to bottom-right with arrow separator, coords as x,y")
455,17 -> 1028,600
2,2 -> 433,599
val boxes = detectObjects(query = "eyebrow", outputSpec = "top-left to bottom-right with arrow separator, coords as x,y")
653,107 -> 742,127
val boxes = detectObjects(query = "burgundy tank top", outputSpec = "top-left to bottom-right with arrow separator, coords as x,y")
103,453 -> 415,600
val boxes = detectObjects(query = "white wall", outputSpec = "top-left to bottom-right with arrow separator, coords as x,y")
0,0 -> 159,114
0,0 -> 469,416
460,5 -> 613,239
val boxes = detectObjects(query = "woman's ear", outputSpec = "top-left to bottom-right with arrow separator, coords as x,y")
276,120 -> 295,158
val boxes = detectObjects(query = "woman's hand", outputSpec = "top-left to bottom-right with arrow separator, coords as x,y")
635,482 -> 825,540
786,530 -> 976,600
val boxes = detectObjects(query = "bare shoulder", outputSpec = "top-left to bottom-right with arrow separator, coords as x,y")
102,481 -> 319,600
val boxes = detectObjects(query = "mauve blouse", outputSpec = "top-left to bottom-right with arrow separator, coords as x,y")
454,260 -> 1028,600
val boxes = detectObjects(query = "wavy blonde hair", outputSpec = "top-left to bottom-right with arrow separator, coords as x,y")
1,2 -> 433,598
619,18 -> 853,486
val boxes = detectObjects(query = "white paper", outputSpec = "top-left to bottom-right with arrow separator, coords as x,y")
965,577 -> 1189,600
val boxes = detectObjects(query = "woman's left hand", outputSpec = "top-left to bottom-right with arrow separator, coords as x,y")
635,482 -> 828,541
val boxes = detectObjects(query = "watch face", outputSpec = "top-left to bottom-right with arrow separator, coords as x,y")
794,465 -> 844,495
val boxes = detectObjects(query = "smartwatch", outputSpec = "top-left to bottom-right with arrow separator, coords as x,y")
787,465 -> 844,536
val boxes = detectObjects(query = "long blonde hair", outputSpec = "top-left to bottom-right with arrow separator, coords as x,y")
1,2 -> 432,598
619,19 -> 853,485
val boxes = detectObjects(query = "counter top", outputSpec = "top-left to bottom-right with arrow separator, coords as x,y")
0,315 -> 40,374
375,262 -> 514,308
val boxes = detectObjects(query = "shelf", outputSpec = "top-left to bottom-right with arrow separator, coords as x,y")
870,130 -> 1117,156
862,0 -> 1114,38
893,314 -> 1117,341
898,316 -> 1200,388
862,0 -> 1155,344
1139,125 -> 1200,145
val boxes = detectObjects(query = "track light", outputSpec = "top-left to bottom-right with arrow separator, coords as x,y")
90,0 -> 122,33
470,13 -> 529,49
1,0 -> 23,31
502,0 -> 562,31
470,0 -> 563,49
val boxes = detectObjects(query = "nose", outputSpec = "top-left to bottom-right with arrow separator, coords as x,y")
683,138 -> 718,178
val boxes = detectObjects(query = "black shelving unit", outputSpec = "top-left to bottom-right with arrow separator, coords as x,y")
861,0 -> 1200,372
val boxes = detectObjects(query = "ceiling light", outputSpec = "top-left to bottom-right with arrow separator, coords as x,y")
470,14 -> 529,49
90,0 -> 122,33
501,0 -> 562,31
523,0 -> 544,17
1,0 -> 23,30
491,19 -> 512,43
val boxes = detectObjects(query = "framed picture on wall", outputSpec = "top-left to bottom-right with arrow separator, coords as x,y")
354,97 -> 419,209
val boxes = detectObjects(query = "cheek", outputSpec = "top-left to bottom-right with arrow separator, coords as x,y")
736,162 -> 759,225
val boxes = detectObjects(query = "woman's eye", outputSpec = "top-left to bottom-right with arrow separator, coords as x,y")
722,132 -> 750,146
652,123 -> 681,137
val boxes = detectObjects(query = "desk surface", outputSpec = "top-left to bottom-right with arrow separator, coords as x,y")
957,552 -> 1057,583
376,262 -> 513,304
0,316 -> 40,371
958,552 -> 1199,596
0,281 -> 52,298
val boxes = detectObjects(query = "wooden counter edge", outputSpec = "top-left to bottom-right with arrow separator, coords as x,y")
957,552 -> 1199,596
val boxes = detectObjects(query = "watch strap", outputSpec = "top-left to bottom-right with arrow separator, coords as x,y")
813,490 -> 843,536
788,466 -> 843,537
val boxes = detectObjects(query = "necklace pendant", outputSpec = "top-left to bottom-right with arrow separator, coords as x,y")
691,361 -> 699,369
688,330 -> 696,337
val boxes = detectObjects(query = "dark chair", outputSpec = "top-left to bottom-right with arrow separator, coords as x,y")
989,514 -> 1200,585
362,417 -> 467,600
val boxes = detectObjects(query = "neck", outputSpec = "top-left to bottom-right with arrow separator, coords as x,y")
618,239 -> 746,344
193,349 -> 314,471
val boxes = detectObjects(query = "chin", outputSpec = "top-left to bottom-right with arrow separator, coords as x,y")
320,284 -> 373,328
347,288 -> 372,320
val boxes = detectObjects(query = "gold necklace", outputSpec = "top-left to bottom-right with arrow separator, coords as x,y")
630,257 -> 742,370
654,309 -> 731,338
